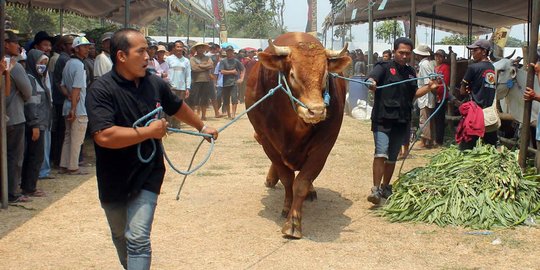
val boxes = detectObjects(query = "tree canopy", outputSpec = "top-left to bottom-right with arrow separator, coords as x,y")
226,0 -> 286,38
375,21 -> 404,44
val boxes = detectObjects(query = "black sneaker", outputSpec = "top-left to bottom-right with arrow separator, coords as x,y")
367,186 -> 382,204
381,184 -> 393,199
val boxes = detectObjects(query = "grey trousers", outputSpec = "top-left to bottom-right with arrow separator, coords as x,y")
7,123 -> 25,199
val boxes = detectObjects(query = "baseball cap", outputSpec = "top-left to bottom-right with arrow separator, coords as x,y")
101,32 -> 113,42
157,45 -> 167,52
4,30 -> 19,42
225,45 -> 235,51
466,39 -> 491,51
413,44 -> 432,56
73,36 -> 93,48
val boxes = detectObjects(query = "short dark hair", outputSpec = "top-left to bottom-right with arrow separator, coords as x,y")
383,49 -> 392,56
174,40 -> 184,47
110,28 -> 141,66
394,37 -> 413,51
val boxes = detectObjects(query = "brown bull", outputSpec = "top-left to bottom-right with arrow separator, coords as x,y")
245,32 -> 351,238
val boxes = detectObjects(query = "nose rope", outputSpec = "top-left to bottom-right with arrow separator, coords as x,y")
278,72 -> 332,111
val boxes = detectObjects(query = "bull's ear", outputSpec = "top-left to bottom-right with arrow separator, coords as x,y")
328,56 -> 352,73
258,52 -> 288,71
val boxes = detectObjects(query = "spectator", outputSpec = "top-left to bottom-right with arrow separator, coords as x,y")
51,35 -> 74,168
156,45 -> 169,81
29,31 -> 54,57
165,40 -> 191,100
94,32 -> 113,79
382,49 -> 392,61
146,40 -> 163,78
219,45 -> 244,119
190,43 -> 216,120
213,51 -> 226,115
85,28 -> 218,270
5,30 -> 33,203
459,39 -> 497,150
59,36 -> 92,175
84,43 -> 96,87
354,50 -> 366,76
434,49 -> 450,146
21,49 -> 52,197
413,44 -> 436,149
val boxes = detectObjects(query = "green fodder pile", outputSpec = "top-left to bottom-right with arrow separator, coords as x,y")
382,144 -> 540,229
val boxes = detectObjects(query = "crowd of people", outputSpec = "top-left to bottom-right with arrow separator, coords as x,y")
2,29 -> 260,204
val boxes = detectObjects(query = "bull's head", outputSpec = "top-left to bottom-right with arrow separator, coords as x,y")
258,39 -> 351,124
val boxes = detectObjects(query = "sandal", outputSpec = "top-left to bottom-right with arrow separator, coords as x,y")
68,170 -> 89,175
8,195 -> 33,203
22,189 -> 47,197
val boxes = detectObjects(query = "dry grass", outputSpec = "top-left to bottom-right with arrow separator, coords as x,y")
1,108 -> 539,270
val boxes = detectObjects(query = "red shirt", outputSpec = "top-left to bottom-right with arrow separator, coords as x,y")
435,63 -> 450,102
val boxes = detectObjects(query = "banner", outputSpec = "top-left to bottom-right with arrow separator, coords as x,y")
211,0 -> 227,42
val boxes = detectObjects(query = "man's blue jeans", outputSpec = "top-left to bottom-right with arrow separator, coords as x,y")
101,190 -> 158,270
39,130 -> 51,178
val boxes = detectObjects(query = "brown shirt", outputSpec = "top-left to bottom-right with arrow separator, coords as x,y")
190,55 -> 213,83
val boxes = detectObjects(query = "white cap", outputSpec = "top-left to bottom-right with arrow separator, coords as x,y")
73,36 -> 94,48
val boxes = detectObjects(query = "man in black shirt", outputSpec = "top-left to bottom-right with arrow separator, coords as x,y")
366,37 -> 438,204
86,29 -> 218,270
459,39 -> 497,150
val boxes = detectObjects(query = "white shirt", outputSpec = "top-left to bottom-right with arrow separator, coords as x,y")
94,51 -> 113,79
165,54 -> 191,91
416,58 -> 436,109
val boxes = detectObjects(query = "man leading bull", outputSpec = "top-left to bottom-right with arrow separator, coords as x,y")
366,37 -> 439,204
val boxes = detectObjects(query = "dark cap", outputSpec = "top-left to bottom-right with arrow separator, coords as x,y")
4,30 -> 19,42
33,31 -> 54,45
466,39 -> 491,51
225,45 -> 235,51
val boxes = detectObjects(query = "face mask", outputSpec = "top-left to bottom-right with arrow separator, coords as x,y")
36,64 -> 47,74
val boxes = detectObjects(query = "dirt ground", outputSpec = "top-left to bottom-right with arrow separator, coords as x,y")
1,109 -> 539,270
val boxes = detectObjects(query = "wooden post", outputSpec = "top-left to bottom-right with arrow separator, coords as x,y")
410,0 -> 416,65
0,0 -> 7,209
124,0 -> 130,28
519,0 -> 540,169
166,0 -> 170,43
367,0 -> 373,72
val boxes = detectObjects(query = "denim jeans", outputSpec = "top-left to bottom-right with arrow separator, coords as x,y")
39,129 -> 51,178
373,127 -> 408,163
101,190 -> 158,270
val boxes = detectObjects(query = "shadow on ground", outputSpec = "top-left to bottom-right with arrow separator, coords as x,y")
0,138 -> 96,239
258,184 -> 353,242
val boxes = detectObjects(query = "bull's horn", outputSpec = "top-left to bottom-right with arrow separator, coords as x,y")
505,49 -> 516,59
267,39 -> 290,56
326,43 -> 349,58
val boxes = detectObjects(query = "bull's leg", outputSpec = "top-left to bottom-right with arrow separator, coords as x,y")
265,164 -> 279,188
307,183 -> 317,201
276,167 -> 294,218
282,177 -> 311,239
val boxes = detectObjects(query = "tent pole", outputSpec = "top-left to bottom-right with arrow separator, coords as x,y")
519,0 -> 540,169
0,0 -> 7,210
203,21 -> 206,43
187,13 -> 191,45
368,1 -> 373,71
59,9 -> 64,35
410,0 -> 416,65
166,0 -> 170,43
125,0 -> 130,28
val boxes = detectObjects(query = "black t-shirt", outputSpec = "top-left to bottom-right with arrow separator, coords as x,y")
461,61 -> 496,109
368,60 -> 418,132
86,68 -> 183,203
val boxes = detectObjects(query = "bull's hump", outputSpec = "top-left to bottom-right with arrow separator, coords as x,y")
273,32 -> 322,47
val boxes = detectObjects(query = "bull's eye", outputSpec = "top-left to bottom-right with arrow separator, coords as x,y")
290,72 -> 295,81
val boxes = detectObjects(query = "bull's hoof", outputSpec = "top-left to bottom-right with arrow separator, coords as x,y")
308,190 -> 318,201
281,209 -> 289,218
281,216 -> 302,239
